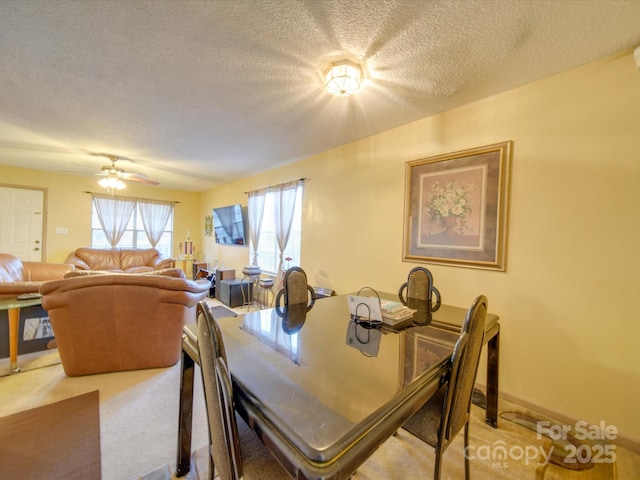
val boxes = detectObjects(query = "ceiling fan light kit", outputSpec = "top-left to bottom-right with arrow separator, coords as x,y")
324,60 -> 363,96
98,175 -> 126,191
92,154 -> 159,191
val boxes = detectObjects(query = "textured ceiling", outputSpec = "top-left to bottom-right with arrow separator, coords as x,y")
1,0 -> 639,191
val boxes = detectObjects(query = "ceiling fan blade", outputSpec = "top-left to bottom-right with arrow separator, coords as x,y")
86,152 -> 159,185
123,176 -> 159,186
120,171 -> 149,179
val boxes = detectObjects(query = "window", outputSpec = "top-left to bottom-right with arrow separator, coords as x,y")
250,184 -> 303,275
91,202 -> 173,258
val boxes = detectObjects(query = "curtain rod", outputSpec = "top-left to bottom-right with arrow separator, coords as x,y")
83,191 -> 181,203
244,177 -> 307,194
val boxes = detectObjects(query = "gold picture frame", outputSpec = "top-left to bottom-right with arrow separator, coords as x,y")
403,141 -> 512,271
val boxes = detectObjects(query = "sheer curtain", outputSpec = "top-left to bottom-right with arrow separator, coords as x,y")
138,199 -> 174,247
92,193 -> 136,247
274,180 -> 301,282
247,189 -> 266,266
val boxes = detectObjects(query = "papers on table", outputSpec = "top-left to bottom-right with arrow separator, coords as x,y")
347,295 -> 383,323
347,295 -> 417,327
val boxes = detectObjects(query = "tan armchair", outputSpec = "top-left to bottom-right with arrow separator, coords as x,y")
40,272 -> 210,376
0,253 -> 74,299
64,247 -> 174,273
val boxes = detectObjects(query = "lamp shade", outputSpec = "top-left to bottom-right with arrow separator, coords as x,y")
324,60 -> 362,96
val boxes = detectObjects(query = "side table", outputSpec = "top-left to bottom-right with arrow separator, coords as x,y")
0,296 -> 43,372
174,258 -> 195,279
241,266 -> 262,310
257,277 -> 275,308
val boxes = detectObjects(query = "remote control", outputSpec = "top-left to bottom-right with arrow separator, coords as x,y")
16,293 -> 42,300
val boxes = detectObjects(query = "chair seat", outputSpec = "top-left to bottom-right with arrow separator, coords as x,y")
402,384 -> 447,447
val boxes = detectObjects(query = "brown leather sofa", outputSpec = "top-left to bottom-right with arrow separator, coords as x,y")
40,272 -> 210,376
0,253 -> 74,299
64,247 -> 174,273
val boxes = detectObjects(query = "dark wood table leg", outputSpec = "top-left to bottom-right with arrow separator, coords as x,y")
176,347 -> 195,477
485,327 -> 500,428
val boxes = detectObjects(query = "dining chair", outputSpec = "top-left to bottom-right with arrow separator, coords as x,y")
196,301 -> 290,480
274,266 -> 316,310
398,266 -> 441,323
401,294 -> 488,480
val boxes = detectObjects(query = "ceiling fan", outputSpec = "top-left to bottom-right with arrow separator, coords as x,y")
92,153 -> 159,190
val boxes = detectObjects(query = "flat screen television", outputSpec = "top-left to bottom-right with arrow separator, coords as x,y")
212,204 -> 247,245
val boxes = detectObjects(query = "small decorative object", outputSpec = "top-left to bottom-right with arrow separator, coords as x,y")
403,141 -> 512,271
183,231 -> 193,259
279,256 -> 293,288
242,265 -> 262,277
204,215 -> 213,236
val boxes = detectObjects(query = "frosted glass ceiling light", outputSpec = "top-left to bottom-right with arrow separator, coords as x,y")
98,175 -> 126,191
324,60 -> 363,96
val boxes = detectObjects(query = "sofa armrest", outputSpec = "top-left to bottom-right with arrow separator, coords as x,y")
63,253 -> 91,271
0,281 -> 43,299
22,261 -> 75,281
151,256 -> 175,270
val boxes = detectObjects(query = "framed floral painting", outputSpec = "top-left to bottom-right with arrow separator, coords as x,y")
403,141 -> 512,271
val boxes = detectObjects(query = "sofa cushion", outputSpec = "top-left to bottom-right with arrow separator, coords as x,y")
65,247 -> 173,273
75,248 -> 121,271
120,249 -> 160,271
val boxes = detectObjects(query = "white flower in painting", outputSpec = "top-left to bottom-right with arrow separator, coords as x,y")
426,180 -> 474,233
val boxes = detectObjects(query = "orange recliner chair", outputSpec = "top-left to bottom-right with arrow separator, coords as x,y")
40,272 -> 210,376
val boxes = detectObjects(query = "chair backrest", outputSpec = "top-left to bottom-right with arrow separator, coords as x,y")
39,274 -> 209,376
275,266 -> 315,310
439,295 -> 487,442
196,301 -> 243,480
398,267 -> 441,321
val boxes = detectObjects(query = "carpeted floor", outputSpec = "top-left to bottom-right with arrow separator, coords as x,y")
0,348 -> 61,377
209,305 -> 238,319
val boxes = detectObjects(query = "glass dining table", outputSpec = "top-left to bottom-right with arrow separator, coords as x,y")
176,293 -> 500,479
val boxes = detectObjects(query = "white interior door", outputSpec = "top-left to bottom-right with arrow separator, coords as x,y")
0,186 -> 44,261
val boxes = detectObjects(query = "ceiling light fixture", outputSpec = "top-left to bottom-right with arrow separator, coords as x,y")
324,60 -> 363,96
98,175 -> 126,191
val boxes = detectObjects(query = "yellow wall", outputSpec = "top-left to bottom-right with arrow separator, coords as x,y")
0,167 -> 200,262
198,51 -> 640,443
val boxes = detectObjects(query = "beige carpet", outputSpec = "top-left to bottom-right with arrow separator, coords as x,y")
0,347 -> 61,377
0,390 -> 101,479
